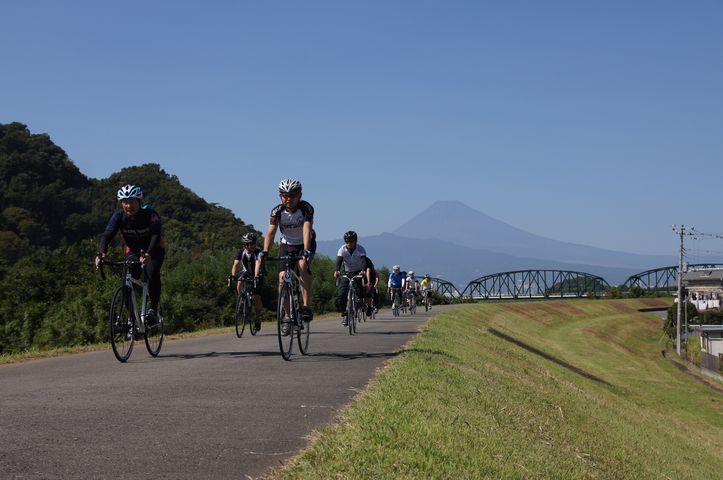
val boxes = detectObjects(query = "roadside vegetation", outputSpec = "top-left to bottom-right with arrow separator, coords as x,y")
270,299 -> 722,479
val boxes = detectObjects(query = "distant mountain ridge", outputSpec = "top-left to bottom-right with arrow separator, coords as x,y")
317,233 -> 643,287
317,232 -> 646,286
317,200 -> 680,286
393,200 -> 675,269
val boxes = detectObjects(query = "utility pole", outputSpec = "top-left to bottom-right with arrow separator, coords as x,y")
672,225 -> 686,356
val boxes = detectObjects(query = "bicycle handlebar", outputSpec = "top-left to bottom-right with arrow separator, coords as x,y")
265,255 -> 305,262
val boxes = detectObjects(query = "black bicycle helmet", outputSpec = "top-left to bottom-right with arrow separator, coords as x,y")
343,230 -> 358,242
242,232 -> 257,245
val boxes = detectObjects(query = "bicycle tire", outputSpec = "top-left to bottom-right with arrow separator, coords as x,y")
249,296 -> 260,336
347,290 -> 356,335
235,294 -> 246,338
110,286 -> 134,363
144,304 -> 164,357
277,284 -> 294,360
296,287 -> 310,355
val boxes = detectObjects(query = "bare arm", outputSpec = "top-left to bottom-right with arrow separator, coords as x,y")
263,224 -> 277,253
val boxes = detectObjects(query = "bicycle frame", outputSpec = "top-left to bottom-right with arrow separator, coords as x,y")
123,266 -> 150,333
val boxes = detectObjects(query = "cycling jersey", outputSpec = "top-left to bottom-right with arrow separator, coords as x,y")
99,206 -> 165,256
365,257 -> 378,286
269,200 -> 314,246
388,272 -> 404,288
336,244 -> 367,273
235,247 -> 266,277
420,278 -> 432,291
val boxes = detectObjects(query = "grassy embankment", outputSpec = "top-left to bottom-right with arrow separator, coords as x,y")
271,299 -> 722,479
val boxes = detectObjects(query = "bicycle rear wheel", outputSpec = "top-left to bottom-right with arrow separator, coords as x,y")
144,305 -> 164,357
110,286 -> 134,363
277,284 -> 294,360
235,294 -> 247,338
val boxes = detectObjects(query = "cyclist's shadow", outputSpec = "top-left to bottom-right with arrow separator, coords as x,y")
158,350 -> 281,360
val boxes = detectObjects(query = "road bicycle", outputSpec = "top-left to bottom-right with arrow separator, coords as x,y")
405,288 -> 417,315
339,272 -> 366,335
99,254 -> 164,363
390,287 -> 402,317
422,289 -> 433,311
230,274 -> 260,338
268,255 -> 309,360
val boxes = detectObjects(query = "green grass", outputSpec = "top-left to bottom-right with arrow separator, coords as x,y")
270,299 -> 723,479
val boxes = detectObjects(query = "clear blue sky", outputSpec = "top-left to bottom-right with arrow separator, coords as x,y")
2,1 -> 722,258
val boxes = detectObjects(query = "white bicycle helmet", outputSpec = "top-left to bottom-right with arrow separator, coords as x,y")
117,184 -> 143,200
278,178 -> 302,194
393,265 -> 400,272
407,271 -> 414,277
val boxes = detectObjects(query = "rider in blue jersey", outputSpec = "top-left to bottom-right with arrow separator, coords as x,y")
388,265 -> 405,306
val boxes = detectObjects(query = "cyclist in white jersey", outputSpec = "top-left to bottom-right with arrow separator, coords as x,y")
259,178 -> 315,322
334,230 -> 368,326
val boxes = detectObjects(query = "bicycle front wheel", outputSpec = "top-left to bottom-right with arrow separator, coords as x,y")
296,288 -> 310,355
144,305 -> 164,357
249,296 -> 260,336
235,294 -> 247,338
110,286 -> 134,363
277,284 -> 295,360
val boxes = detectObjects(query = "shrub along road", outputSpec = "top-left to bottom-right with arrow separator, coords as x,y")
0,305 -> 445,479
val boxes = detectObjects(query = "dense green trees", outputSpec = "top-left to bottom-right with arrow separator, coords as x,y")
0,122 -> 346,355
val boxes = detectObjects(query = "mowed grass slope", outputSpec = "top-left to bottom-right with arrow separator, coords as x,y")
271,300 -> 723,479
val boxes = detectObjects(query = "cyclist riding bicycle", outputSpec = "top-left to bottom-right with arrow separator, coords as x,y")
259,178 -> 315,328
420,274 -> 433,309
95,185 -> 165,327
230,232 -> 265,331
404,270 -> 418,307
388,265 -> 405,307
334,230 -> 368,326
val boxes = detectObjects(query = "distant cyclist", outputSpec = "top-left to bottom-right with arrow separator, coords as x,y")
420,274 -> 433,309
95,185 -> 165,327
259,178 -> 316,324
229,232 -> 265,331
388,265 -> 405,308
365,256 -> 380,314
404,270 -> 418,307
334,230 -> 368,326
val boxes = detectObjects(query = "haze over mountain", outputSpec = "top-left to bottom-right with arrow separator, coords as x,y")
317,200 -> 681,287
393,201 -> 676,269
316,233 -> 641,288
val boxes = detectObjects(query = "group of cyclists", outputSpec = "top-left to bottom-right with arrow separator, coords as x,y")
95,178 -> 434,337
388,265 -> 434,314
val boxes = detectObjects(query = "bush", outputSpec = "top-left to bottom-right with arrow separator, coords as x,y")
664,301 -> 698,340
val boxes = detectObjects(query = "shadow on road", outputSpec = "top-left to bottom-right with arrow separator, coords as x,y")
159,350 -> 280,360
302,351 -> 400,362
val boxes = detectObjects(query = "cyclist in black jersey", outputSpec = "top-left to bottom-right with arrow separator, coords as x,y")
230,232 -> 265,331
365,256 -> 379,314
95,185 -> 165,326
259,178 -> 315,322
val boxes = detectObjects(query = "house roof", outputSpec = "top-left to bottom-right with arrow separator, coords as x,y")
682,269 -> 723,292
693,325 -> 723,333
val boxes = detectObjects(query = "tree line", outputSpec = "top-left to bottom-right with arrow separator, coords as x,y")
0,122 -> 412,355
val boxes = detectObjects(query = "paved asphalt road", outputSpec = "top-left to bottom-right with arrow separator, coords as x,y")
1,306 -> 445,479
